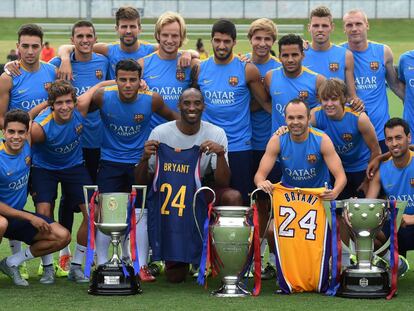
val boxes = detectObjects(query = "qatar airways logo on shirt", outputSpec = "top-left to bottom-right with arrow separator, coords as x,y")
408,79 -> 414,88
54,138 -> 80,154
355,76 -> 377,90
20,98 -> 48,110
284,168 -> 316,181
75,86 -> 91,96
388,194 -> 414,209
109,123 -> 141,136
150,86 -> 183,101
203,91 -> 235,105
9,172 -> 29,191
335,142 -> 354,155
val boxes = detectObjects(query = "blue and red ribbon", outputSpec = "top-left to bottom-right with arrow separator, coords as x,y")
326,200 -> 341,296
251,202 -> 262,296
197,201 -> 215,286
125,190 -> 139,276
387,199 -> 399,300
85,190 -> 99,278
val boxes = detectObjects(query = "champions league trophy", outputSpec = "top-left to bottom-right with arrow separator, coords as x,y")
83,185 -> 147,295
325,199 -> 405,298
193,187 -> 268,297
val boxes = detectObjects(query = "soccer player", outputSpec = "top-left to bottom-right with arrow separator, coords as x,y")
303,6 -> 358,99
138,11 -> 197,129
30,80 -> 108,284
77,59 -> 177,281
48,20 -> 109,272
0,23 -> 56,280
254,98 -> 346,197
246,18 -> 281,280
397,49 -> 414,142
0,109 -> 70,286
135,88 -> 242,283
265,34 -> 325,135
366,117 -> 412,272
312,78 -> 381,198
342,9 -> 404,152
0,23 -> 56,128
193,19 -> 272,205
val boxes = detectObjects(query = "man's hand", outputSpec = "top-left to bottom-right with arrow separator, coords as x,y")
238,53 -> 251,63
200,140 -> 225,156
366,157 -> 381,179
139,79 -> 148,90
349,97 -> 365,113
4,60 -> 21,77
142,140 -> 160,161
401,214 -> 414,228
274,125 -> 288,136
256,180 -> 274,194
319,188 -> 339,201
57,59 -> 74,81
177,51 -> 192,68
29,215 -> 51,233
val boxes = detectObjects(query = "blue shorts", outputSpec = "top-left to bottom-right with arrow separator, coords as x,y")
31,165 -> 92,207
337,170 -> 366,200
4,211 -> 54,245
228,150 -> 253,206
97,160 -> 136,193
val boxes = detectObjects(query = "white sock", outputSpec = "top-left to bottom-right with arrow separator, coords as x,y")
342,250 -> 351,267
9,240 -> 22,255
95,230 -> 111,266
6,248 -> 34,267
121,235 -> 130,261
382,250 -> 391,262
59,245 -> 71,257
135,208 -> 149,268
260,239 -> 267,257
71,244 -> 86,266
268,252 -> 276,265
41,254 -> 53,266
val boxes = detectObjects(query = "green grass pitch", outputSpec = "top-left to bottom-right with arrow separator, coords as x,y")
0,17 -> 412,310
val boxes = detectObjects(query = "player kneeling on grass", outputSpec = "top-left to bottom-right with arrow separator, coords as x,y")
0,109 -> 70,286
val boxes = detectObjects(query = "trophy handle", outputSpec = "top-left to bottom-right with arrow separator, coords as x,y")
250,188 -> 273,245
131,185 -> 147,224
193,186 -> 216,240
83,185 -> 99,215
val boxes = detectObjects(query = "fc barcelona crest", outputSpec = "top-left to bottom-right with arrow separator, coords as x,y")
370,61 -> 379,71
44,82 -> 52,90
307,154 -> 317,164
134,114 -> 144,123
342,133 -> 353,142
95,70 -> 103,80
410,178 -> 414,187
25,156 -> 31,166
229,76 -> 239,87
299,90 -> 309,100
329,63 -> 339,72
75,124 -> 83,135
176,68 -> 185,81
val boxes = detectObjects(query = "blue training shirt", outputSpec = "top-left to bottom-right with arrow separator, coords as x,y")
32,107 -> 84,170
142,51 -> 192,129
380,151 -> 414,215
0,141 -> 31,210
9,62 -> 56,111
50,52 -> 109,149
398,50 -> 414,143
198,55 -> 252,152
100,86 -> 153,163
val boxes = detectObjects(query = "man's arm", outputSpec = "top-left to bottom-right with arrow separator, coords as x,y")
151,92 -> 179,121
344,50 -> 358,99
384,45 -> 405,100
358,112 -> 381,161
30,121 -> 46,144
0,202 -> 51,233
0,74 -> 12,129
315,74 -> 326,93
365,170 -> 382,198
320,134 -> 347,200
254,134 -> 280,193
134,140 -> 159,185
76,81 -> 114,117
246,63 -> 272,114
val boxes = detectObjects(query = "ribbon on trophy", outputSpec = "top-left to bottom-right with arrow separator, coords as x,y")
125,189 -> 139,276
197,200 -> 222,286
326,200 -> 341,296
85,190 -> 99,278
386,199 -> 399,300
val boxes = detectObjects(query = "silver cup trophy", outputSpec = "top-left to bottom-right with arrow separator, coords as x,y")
193,187 -> 268,297
324,199 -> 405,298
83,185 -> 146,295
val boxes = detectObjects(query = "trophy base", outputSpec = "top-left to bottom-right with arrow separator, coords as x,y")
88,263 -> 142,296
211,276 -> 251,297
337,267 -> 390,298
